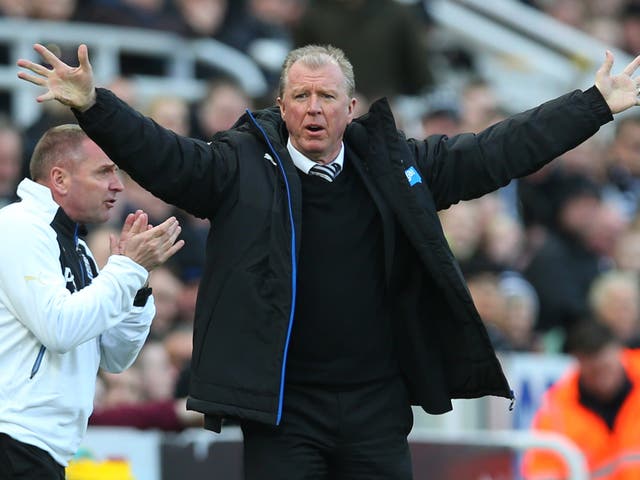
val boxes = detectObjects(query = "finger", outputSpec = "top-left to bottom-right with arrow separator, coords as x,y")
161,239 -> 185,262
16,59 -> 50,76
137,212 -> 149,231
150,216 -> 178,237
162,225 -> 182,247
78,44 -> 92,72
623,54 -> 640,77
120,212 -> 136,236
36,91 -> 57,103
16,71 -> 48,87
33,43 -> 66,69
128,213 -> 148,235
129,210 -> 149,233
598,50 -> 614,77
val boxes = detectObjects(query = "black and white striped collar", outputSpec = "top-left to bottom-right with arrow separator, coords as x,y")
286,138 -> 345,178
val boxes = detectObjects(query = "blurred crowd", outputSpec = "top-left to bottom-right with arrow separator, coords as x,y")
2,0 -> 640,433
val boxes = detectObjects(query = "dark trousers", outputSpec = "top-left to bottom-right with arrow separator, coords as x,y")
0,433 -> 64,480
241,376 -> 414,480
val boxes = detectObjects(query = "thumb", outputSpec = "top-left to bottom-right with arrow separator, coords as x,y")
598,50 -> 614,78
78,44 -> 91,71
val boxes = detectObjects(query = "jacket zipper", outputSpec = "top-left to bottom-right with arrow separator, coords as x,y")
246,110 -> 297,425
30,345 -> 46,379
30,225 -> 86,380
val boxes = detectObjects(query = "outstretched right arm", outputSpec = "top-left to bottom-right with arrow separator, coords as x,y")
17,44 -> 239,218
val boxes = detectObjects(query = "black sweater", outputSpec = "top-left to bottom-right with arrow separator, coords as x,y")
287,158 -> 397,385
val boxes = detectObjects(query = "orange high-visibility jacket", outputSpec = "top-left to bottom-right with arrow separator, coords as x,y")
522,349 -> 640,480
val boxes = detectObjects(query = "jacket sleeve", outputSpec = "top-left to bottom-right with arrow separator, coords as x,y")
0,215 -> 149,354
98,297 -> 154,373
73,88 -> 238,219
413,86 -> 612,211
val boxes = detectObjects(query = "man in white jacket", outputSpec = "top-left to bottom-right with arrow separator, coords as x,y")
0,124 -> 185,479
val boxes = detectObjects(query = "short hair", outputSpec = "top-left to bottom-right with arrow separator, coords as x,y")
588,270 -> 639,316
279,45 -> 355,98
29,124 -> 88,181
564,320 -> 618,356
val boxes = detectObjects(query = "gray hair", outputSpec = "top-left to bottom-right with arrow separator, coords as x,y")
279,45 -> 355,98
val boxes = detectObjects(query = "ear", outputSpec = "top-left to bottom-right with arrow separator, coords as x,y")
277,97 -> 285,118
347,97 -> 357,123
49,166 -> 70,196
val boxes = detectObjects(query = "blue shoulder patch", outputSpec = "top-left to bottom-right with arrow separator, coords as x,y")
404,166 -> 422,186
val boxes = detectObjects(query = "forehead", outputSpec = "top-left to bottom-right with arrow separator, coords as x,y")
285,60 -> 346,91
76,138 -> 114,169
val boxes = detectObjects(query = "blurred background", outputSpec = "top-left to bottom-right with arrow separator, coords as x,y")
3,0 -> 640,478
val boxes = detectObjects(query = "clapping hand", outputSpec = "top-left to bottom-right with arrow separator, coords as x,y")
110,210 -> 185,271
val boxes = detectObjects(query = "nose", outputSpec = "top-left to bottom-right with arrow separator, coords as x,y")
110,172 -> 124,192
307,94 -> 321,114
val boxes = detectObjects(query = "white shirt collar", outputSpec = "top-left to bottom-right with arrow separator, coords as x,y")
286,138 -> 345,176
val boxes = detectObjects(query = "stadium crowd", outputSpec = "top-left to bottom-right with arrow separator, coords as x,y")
2,0 -> 640,447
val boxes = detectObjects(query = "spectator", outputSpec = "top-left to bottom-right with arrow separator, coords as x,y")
523,173 -> 608,336
97,368 -> 144,409
147,266 -> 183,339
191,77 -> 253,140
419,90 -> 462,138
0,118 -> 23,208
498,272 -> 543,352
136,340 -> 178,401
225,0 -> 306,94
29,0 -> 78,21
460,77 -> 502,133
603,114 -> 640,220
77,0 -> 183,33
621,2 -> 640,56
293,0 -> 433,99
613,225 -> 640,271
146,95 -> 191,137
0,0 -> 30,17
589,269 -> 640,348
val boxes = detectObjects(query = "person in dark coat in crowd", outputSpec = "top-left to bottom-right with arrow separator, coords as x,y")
17,42 -> 640,480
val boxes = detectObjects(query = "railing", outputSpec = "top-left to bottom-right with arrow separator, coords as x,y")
427,0 -> 634,114
80,425 -> 588,480
409,428 -> 589,479
0,18 -> 268,127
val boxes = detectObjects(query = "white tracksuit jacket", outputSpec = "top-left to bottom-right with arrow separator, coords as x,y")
0,179 -> 154,466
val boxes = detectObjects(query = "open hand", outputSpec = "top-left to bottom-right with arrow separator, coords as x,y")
17,43 -> 96,111
595,51 -> 640,114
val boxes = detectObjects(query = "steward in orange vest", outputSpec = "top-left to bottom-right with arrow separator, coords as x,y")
523,321 -> 640,480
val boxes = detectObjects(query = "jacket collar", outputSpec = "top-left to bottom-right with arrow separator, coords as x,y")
17,178 -> 85,239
